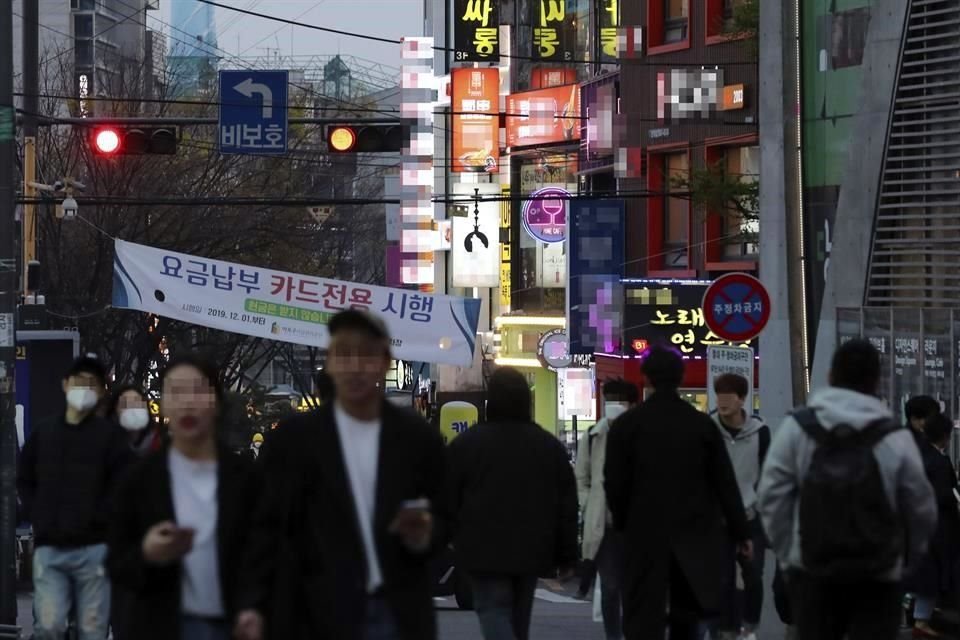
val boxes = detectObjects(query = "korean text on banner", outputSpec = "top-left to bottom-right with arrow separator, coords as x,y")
706,346 -> 755,414
455,0 -> 500,62
111,240 -> 482,366
452,68 -> 500,174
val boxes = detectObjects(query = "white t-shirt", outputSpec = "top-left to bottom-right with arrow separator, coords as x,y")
168,447 -> 224,617
334,404 -> 384,593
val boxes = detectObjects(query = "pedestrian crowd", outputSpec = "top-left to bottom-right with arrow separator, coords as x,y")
13,308 -> 959,640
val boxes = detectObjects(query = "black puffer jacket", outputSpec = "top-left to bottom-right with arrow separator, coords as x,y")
17,415 -> 132,547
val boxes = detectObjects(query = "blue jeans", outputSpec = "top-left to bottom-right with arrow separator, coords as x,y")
180,616 -> 230,640
32,544 -> 111,640
470,574 -> 538,640
363,595 -> 402,640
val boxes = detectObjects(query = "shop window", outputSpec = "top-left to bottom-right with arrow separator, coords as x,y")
664,152 -> 689,267
706,0 -> 748,41
664,0 -> 688,43
830,8 -> 870,69
74,15 -> 93,39
648,0 -> 689,53
705,145 -> 759,263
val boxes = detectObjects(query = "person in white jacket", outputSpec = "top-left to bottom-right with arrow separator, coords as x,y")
575,379 -> 638,640
757,339 -> 937,640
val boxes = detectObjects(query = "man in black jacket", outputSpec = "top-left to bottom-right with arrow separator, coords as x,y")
235,310 -> 445,640
447,366 -> 579,640
17,356 -> 131,640
605,346 -> 751,640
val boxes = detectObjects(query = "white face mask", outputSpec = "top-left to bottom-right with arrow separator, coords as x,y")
252,441 -> 262,449
119,408 -> 150,431
605,402 -> 628,421
66,388 -> 99,413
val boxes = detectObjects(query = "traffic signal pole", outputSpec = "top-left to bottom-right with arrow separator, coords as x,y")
0,0 -> 21,626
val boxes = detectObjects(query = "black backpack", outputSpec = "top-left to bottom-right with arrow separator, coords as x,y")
794,408 -> 904,581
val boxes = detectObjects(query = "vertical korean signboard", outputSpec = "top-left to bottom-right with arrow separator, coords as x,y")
599,0 -> 619,62
452,68 -> 500,174
455,0 -> 500,62
534,0 -> 574,61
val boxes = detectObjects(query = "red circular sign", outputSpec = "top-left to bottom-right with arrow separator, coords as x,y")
702,273 -> 771,343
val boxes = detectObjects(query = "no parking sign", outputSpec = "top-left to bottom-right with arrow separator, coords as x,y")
702,273 -> 771,343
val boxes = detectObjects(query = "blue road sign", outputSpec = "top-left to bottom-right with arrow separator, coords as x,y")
218,70 -> 288,155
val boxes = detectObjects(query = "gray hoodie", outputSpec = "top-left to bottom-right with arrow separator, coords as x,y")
757,386 -> 937,582
712,412 -> 770,517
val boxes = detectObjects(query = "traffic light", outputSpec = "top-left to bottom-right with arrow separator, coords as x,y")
90,125 -> 178,156
326,124 -> 404,153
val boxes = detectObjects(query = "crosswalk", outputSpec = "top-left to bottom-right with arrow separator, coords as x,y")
434,589 -> 588,606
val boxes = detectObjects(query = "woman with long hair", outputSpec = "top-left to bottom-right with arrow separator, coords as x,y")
108,354 -> 260,640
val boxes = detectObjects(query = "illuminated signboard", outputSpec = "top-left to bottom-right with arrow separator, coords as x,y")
452,68 -> 500,173
600,0 -> 619,62
534,0 -> 574,62
455,0 -> 500,62
506,85 -> 581,148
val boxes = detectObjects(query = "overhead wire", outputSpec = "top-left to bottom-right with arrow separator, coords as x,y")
198,0 -> 760,68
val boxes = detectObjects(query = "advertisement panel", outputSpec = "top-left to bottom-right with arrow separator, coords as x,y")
112,240 -> 482,366
506,85 -> 581,148
706,346 -> 755,413
623,280 -> 756,358
452,183 -> 500,288
533,0 -> 574,61
567,200 -> 625,355
452,68 -> 500,173
599,0 -> 619,62
454,0 -> 500,62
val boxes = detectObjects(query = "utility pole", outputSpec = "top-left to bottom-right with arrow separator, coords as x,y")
23,0 -> 39,295
0,0 -> 21,627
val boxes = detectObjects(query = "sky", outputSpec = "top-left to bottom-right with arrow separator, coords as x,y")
157,0 -> 422,73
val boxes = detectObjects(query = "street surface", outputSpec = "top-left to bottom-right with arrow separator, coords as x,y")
14,554 -> 949,639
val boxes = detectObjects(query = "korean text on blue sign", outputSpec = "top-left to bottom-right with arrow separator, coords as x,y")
218,70 -> 289,155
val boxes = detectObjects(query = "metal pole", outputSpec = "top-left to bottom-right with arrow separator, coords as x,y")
0,0 -> 21,625
23,0 -> 38,295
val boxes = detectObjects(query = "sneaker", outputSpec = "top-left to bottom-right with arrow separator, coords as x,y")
741,633 -> 758,640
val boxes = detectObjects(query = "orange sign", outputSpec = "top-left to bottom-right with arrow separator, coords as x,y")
506,84 -> 581,148
452,68 -> 500,173
530,67 -> 577,89
721,84 -> 745,111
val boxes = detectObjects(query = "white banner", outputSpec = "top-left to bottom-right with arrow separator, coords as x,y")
112,240 -> 481,366
706,346 -> 755,414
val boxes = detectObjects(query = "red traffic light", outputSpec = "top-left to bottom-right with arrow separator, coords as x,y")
94,128 -> 121,154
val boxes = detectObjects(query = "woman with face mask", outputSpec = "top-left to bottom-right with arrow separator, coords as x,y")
108,385 -> 163,457
107,354 -> 261,640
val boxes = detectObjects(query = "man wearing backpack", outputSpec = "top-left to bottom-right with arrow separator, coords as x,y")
757,339 -> 937,640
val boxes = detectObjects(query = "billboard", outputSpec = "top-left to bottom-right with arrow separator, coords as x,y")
452,183 -> 500,288
622,280 -> 756,358
454,0 -> 500,62
452,68 -> 500,173
533,0 -> 574,61
506,84 -> 581,148
567,200 -> 625,355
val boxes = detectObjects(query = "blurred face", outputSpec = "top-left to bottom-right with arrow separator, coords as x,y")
63,372 -> 104,413
910,416 -> 927,433
118,389 -> 148,413
326,329 -> 390,406
715,392 -> 745,421
162,365 -> 218,444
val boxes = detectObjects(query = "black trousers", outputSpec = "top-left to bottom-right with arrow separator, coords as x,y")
624,554 -> 702,640
789,571 -> 902,640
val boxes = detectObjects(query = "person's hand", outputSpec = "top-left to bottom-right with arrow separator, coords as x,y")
142,521 -> 194,566
389,500 -> 433,552
737,539 -> 754,562
234,609 -> 264,640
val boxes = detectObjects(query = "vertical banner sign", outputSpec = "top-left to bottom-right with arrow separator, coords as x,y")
454,0 -> 500,62
452,183 -> 501,288
600,0 -> 619,62
112,240 -> 482,367
567,200 -> 625,355
452,68 -> 500,173
499,187 -> 512,312
400,37 -> 436,286
534,0 -> 574,61
707,346 -> 755,414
